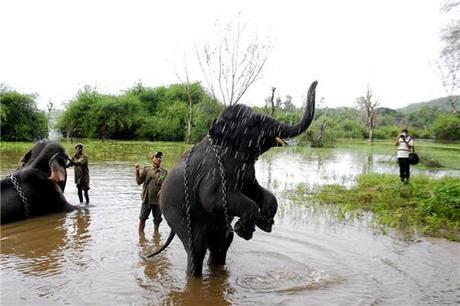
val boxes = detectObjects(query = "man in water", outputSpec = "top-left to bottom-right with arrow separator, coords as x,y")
70,143 -> 90,204
135,151 -> 167,234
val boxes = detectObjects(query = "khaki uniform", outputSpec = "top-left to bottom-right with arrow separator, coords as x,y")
138,165 -> 167,223
71,153 -> 90,190
139,166 -> 167,205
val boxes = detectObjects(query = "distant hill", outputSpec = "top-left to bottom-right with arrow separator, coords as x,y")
396,96 -> 458,113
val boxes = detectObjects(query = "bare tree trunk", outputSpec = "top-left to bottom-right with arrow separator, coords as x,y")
175,63 -> 196,144
186,89 -> 193,144
196,13 -> 272,106
450,95 -> 458,113
356,85 -> 379,143
437,2 -> 459,114
265,87 -> 276,116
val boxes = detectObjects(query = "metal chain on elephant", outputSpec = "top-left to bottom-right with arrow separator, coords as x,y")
206,134 -> 233,237
9,173 -> 31,218
184,144 -> 196,274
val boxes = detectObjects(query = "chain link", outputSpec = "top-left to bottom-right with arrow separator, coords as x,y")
207,134 -> 233,236
9,173 -> 30,218
183,135 -> 233,274
184,144 -> 196,274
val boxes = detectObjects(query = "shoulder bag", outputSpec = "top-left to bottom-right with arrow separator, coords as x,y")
408,146 -> 419,165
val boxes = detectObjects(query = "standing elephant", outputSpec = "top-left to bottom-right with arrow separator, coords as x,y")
1,140 -> 78,224
150,81 -> 317,276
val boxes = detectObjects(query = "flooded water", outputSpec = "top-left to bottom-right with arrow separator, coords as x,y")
1,146 -> 459,305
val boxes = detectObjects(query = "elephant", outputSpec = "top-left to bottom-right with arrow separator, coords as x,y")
1,140 -> 78,224
149,81 -> 317,277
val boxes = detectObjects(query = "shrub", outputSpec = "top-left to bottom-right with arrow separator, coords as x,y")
0,88 -> 48,141
432,113 -> 460,141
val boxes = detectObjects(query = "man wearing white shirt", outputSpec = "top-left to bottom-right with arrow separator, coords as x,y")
395,129 -> 414,184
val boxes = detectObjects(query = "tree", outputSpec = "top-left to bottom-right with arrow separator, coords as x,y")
175,62 -> 202,144
432,112 -> 460,140
0,87 -> 48,141
264,86 -> 276,116
437,0 -> 460,113
196,13 -> 272,106
356,86 -> 379,143
56,86 -> 101,138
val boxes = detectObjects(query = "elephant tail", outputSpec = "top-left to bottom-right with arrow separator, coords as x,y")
145,230 -> 175,258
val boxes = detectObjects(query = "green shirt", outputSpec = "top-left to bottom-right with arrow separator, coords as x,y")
71,153 -> 89,189
139,166 -> 167,206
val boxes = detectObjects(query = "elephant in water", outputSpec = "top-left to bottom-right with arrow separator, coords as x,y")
1,140 -> 78,224
149,81 -> 317,276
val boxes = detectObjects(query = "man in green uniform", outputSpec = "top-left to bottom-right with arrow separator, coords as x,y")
135,151 -> 167,233
70,143 -> 90,204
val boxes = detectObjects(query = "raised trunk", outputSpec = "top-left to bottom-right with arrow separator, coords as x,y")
279,81 -> 317,138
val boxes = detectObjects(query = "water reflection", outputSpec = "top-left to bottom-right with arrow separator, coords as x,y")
163,268 -> 232,306
137,230 -> 172,298
65,209 -> 92,268
1,210 -> 91,277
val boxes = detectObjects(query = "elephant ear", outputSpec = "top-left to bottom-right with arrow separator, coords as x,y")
17,150 -> 32,169
48,154 -> 67,192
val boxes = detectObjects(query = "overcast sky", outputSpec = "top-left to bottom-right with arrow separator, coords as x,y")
1,0 -> 457,110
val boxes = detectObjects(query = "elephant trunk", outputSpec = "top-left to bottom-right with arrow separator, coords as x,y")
278,81 -> 317,138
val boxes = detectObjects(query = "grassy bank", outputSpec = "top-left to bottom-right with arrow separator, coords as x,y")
335,139 -> 460,170
0,139 -> 191,169
307,173 -> 460,241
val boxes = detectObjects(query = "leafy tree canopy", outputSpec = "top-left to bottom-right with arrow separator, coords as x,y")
0,86 -> 48,141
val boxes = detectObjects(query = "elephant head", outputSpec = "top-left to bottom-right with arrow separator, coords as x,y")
1,140 -> 77,224
155,81 -> 317,277
209,81 -> 317,161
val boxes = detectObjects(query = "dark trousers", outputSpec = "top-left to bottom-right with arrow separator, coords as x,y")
398,158 -> 410,183
78,188 -> 89,203
139,203 -> 163,225
150,205 -> 163,225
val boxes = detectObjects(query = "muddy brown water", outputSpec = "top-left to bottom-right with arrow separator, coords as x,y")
1,147 -> 459,305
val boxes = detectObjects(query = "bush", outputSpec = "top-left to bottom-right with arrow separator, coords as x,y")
432,113 -> 460,141
92,95 -> 145,139
311,173 -> 460,240
337,119 -> 367,139
192,96 -> 223,142
0,88 -> 48,141
374,126 -> 400,139
299,116 -> 337,147
56,87 -> 101,138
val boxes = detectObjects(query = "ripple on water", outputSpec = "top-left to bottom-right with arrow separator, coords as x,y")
234,251 -> 340,294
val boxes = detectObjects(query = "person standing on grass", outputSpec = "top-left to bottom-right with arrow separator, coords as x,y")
395,129 -> 414,184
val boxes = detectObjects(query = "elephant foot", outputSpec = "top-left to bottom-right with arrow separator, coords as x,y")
208,255 -> 226,266
256,215 -> 274,232
234,220 -> 255,240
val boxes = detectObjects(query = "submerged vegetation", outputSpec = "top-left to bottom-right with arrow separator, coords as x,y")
295,174 -> 460,241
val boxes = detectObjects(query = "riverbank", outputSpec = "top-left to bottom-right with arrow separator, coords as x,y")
302,173 -> 460,241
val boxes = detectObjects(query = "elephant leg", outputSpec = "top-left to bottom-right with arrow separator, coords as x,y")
252,185 -> 277,232
226,192 -> 260,240
199,183 -> 260,240
187,227 -> 207,277
208,227 -> 234,266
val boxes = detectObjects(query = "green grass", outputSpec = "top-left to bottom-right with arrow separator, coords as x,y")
1,139 -> 191,169
305,173 -> 460,241
337,139 -> 460,169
